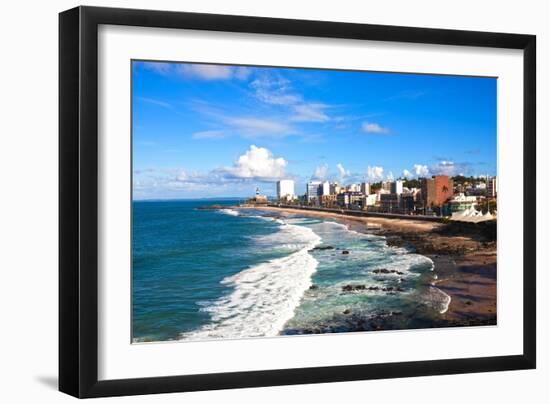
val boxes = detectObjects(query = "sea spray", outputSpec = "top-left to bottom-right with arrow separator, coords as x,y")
180,221 -> 321,340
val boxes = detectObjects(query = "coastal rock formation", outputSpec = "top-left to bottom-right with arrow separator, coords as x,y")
372,269 -> 404,275
341,284 -> 405,293
308,245 -> 335,252
196,204 -> 224,210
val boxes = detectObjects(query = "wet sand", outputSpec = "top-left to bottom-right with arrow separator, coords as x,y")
243,205 -> 497,328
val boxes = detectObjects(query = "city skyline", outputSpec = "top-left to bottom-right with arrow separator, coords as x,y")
132,61 -> 497,200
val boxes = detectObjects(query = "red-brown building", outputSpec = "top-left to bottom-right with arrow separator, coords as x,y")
422,175 -> 454,207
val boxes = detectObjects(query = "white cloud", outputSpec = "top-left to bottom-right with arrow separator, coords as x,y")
136,96 -> 172,109
250,76 -> 301,105
402,169 -> 413,179
405,161 -> 472,178
336,163 -> 350,179
367,166 -> 384,182
312,164 -> 329,180
429,160 -> 471,176
386,171 -> 395,181
177,64 -> 250,80
191,130 -> 226,139
414,164 -> 430,177
226,117 -> 294,138
225,145 -> 287,180
233,67 -> 252,80
291,103 -> 330,122
141,61 -> 172,75
361,121 -> 390,134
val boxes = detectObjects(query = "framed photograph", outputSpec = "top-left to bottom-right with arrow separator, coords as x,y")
59,6 -> 536,398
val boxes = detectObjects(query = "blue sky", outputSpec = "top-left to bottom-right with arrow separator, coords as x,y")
132,60 -> 496,200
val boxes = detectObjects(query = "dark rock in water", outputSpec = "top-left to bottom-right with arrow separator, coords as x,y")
372,268 -> 405,275
343,309 -> 351,315
342,284 -> 366,292
309,285 -> 318,290
396,287 -> 405,292
391,311 -> 403,316
313,245 -> 334,251
196,204 -> 224,210
342,250 -> 350,255
368,286 -> 380,291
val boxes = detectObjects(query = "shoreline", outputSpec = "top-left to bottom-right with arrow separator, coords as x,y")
240,205 -> 497,329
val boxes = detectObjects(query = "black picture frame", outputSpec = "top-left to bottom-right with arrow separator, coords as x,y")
59,5 -> 536,398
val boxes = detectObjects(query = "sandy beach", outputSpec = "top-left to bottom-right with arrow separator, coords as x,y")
241,205 -> 497,329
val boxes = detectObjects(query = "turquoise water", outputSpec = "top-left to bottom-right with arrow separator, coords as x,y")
132,200 -> 449,342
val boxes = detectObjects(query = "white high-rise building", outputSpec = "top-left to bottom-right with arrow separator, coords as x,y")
276,179 -> 295,201
307,181 -> 322,201
322,181 -> 331,196
391,180 -> 403,195
360,182 -> 370,195
348,183 -> 360,192
487,176 -> 497,198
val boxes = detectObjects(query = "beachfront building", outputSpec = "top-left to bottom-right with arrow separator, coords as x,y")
321,194 -> 338,207
322,181 -> 331,196
391,180 -> 403,195
487,176 -> 497,198
248,187 -> 268,205
421,175 -> 454,208
360,182 -> 370,195
330,182 -> 341,195
400,193 -> 415,212
306,181 -> 322,204
375,188 -> 390,202
362,193 -> 377,208
337,191 -> 363,208
276,179 -> 295,202
380,193 -> 400,212
443,193 -> 478,216
347,183 -> 361,192
381,181 -> 392,192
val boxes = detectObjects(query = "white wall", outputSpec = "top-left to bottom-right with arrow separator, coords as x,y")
0,0 -> 547,402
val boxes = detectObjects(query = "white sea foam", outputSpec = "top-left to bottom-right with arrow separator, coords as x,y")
254,220 -> 318,251
425,286 -> 452,314
320,220 -> 376,238
180,223 -> 322,340
219,208 -> 240,216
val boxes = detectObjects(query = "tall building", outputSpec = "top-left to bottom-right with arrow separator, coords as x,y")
307,181 -> 322,202
487,176 -> 497,198
421,175 -> 454,208
322,181 -> 331,196
381,181 -> 392,192
363,193 -> 377,207
380,193 -> 400,211
391,180 -> 403,195
329,182 -> 341,195
276,179 -> 295,201
360,182 -> 370,195
337,192 -> 363,208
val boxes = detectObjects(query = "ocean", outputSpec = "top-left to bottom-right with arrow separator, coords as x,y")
132,199 -> 450,342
